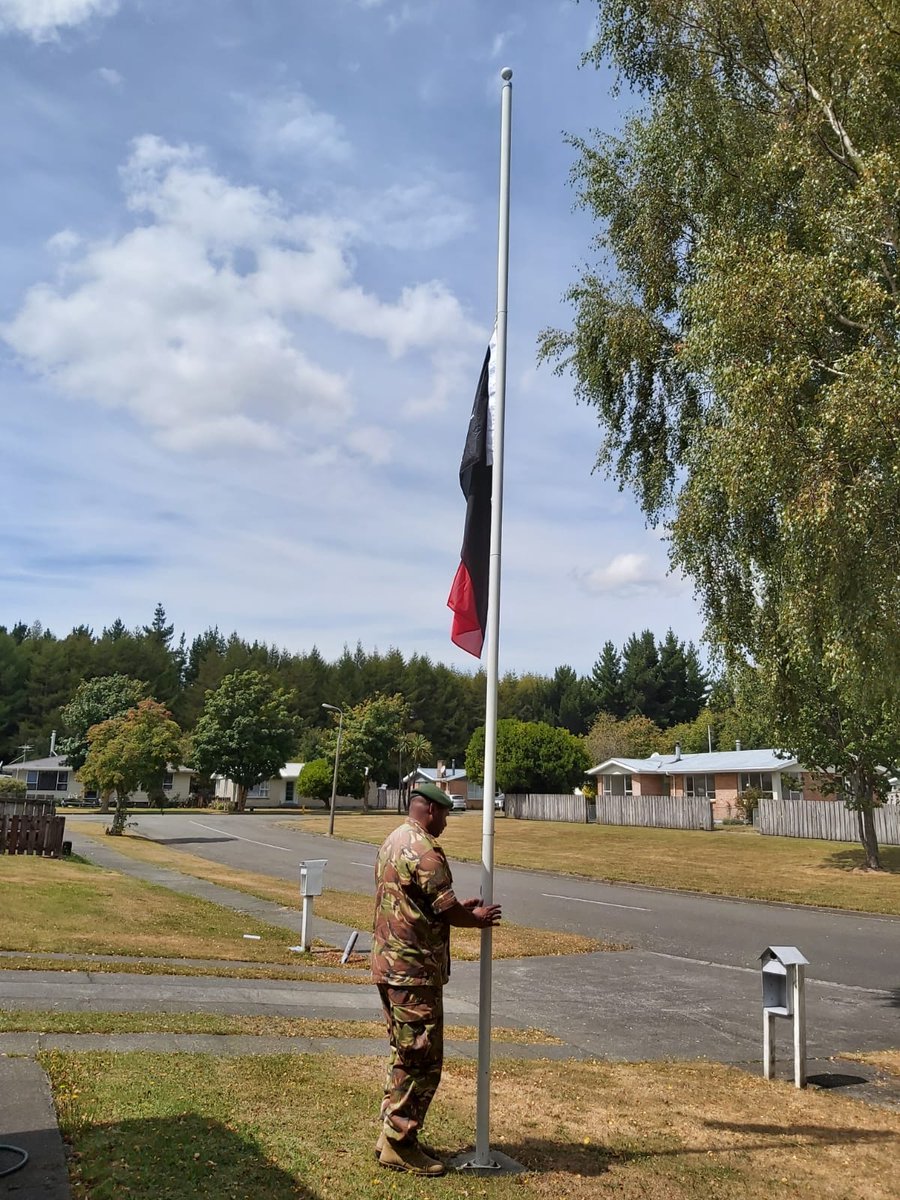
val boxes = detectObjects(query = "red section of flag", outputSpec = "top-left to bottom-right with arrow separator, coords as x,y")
448,561 -> 484,657
448,345 -> 493,658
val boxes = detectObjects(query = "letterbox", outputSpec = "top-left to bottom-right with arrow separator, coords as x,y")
760,946 -> 808,1017
299,859 -> 327,897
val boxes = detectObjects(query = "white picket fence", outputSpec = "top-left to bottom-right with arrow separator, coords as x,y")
758,797 -> 900,845
505,793 -> 590,823
594,793 -> 714,831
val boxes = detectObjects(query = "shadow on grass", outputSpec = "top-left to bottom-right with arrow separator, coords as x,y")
489,1117 -> 898,1176
823,845 -> 900,873
65,1114 -> 318,1199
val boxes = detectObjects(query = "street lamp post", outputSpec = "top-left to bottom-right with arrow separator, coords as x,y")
322,703 -> 344,838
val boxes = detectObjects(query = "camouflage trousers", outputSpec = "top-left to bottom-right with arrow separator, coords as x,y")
377,984 -> 444,1143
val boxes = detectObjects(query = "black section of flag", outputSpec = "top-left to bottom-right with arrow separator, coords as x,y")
448,345 -> 492,657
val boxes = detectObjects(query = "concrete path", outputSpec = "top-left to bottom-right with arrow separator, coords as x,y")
0,1058 -> 70,1200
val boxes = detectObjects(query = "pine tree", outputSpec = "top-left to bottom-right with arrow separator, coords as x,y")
591,641 -> 626,718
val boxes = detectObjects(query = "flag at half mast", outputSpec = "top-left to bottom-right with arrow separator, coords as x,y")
447,329 -> 497,657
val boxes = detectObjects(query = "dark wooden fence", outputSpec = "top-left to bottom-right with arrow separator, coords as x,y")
758,797 -> 900,845
594,793 -> 714,831
0,813 -> 66,856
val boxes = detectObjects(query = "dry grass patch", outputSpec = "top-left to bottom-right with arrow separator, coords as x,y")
70,824 -> 613,959
43,1051 -> 900,1200
0,857 -> 314,965
0,956 -> 368,983
290,813 -> 900,914
842,1051 -> 900,1077
0,1009 -> 559,1043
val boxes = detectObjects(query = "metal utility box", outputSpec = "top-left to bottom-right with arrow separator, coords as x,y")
759,946 -> 809,1087
299,859 -> 327,897
761,958 -> 790,1016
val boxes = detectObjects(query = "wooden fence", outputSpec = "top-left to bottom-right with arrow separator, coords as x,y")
0,798 -> 55,818
0,813 -> 66,856
506,793 -> 590,823
758,797 -> 900,845
594,793 -> 714,831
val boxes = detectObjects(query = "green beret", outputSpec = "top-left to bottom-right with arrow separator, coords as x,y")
409,781 -> 453,808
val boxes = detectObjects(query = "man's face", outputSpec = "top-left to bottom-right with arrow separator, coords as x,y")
426,801 -> 448,838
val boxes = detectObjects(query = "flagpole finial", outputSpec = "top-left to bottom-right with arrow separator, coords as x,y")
500,67 -> 512,81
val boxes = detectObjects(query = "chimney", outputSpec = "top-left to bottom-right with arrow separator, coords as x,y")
735,739 -> 742,752
49,729 -> 57,756
674,742 -> 682,761
436,760 -> 445,778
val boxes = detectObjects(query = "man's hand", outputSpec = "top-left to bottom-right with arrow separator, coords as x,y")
446,900 -> 503,929
470,904 -> 502,928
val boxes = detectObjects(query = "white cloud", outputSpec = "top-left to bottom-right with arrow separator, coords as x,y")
241,90 -> 352,162
45,229 -> 82,255
0,0 -> 118,41
3,135 -> 480,455
96,66 -> 123,87
574,552 -> 685,597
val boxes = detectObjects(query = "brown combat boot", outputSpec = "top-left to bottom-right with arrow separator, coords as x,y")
378,1137 -> 445,1176
375,1130 -> 438,1160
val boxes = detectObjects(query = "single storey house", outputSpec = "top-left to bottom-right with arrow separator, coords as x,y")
1,755 -> 195,806
404,764 -> 470,801
587,748 -> 829,822
214,762 -> 305,809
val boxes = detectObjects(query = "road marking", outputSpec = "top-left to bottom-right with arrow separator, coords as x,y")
645,950 -> 891,994
189,821 -> 294,853
541,892 -> 650,912
352,862 -> 373,869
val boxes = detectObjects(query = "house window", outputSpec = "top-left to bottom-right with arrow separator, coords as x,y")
602,774 -> 633,797
162,772 -> 174,791
27,770 -> 68,792
685,774 -> 716,800
248,780 -> 269,799
84,789 -> 98,800
739,773 -> 774,798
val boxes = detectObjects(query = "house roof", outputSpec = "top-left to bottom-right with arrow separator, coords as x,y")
2,755 -> 70,772
588,749 -> 800,776
279,762 -> 305,780
405,767 -> 467,784
2,757 -> 193,775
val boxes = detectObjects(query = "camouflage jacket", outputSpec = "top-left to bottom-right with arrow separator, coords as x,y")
371,818 -> 457,987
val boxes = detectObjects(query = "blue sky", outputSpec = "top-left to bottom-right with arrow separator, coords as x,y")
0,0 -> 703,675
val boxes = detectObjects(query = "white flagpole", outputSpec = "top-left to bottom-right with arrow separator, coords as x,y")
473,65 -> 513,1170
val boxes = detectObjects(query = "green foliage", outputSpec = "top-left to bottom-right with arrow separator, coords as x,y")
79,699 -> 183,835
585,711 -> 663,764
466,718 -> 591,793
296,759 -> 334,807
59,675 -> 148,772
543,1 -> 900,866
0,775 -> 27,797
735,787 -> 763,824
190,670 -> 297,809
320,692 -> 410,789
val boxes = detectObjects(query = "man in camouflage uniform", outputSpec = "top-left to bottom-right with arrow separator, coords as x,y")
372,780 -> 502,1176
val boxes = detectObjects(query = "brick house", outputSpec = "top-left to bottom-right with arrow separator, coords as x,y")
587,748 -> 829,822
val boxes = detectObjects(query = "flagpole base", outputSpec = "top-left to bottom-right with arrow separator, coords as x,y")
450,1149 -> 526,1174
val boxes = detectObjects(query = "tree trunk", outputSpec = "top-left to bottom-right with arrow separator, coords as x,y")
235,784 -> 247,813
856,803 -> 882,871
100,789 -> 112,814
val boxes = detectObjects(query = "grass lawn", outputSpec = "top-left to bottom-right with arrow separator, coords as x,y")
0,1009 -> 559,1043
0,955 -> 369,983
69,823 -> 616,959
43,1050 -> 900,1200
0,857 -> 324,965
288,813 -> 900,915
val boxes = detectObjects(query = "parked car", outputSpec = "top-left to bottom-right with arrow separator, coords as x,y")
494,792 -> 505,811
450,794 -> 467,813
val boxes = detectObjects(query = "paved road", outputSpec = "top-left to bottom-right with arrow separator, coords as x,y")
76,811 -> 900,992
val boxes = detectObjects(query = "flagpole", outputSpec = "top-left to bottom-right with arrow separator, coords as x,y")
473,65 -> 512,1170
